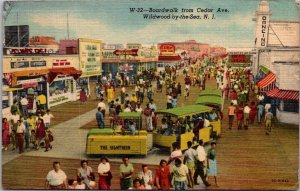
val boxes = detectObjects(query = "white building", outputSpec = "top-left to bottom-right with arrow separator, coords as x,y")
253,0 -> 299,124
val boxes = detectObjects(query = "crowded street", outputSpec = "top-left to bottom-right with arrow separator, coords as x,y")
2,0 -> 299,190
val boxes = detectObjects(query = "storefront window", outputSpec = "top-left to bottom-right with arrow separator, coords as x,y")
2,91 -> 9,109
281,100 -> 299,113
49,80 -> 70,96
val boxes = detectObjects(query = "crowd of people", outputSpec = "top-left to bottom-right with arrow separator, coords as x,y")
225,67 -> 275,135
3,95 -> 54,153
45,139 -> 217,190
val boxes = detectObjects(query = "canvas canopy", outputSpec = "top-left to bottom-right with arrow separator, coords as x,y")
118,112 -> 141,119
199,89 -> 222,97
196,95 -> 222,106
156,105 -> 212,118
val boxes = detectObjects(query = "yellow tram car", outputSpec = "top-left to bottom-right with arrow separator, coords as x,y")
153,105 -> 214,151
196,92 -> 223,136
86,112 -> 148,156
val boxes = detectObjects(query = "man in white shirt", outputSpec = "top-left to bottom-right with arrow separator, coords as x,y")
243,104 -> 251,129
45,161 -> 68,189
20,96 -> 29,117
149,99 -> 157,112
43,109 -> 54,129
16,120 -> 25,154
167,94 -> 173,109
257,93 -> 264,102
168,142 -> 182,166
11,112 -> 20,129
204,118 -> 210,128
124,106 -> 131,112
265,103 -> 271,113
97,98 -> 106,117
194,140 -> 211,187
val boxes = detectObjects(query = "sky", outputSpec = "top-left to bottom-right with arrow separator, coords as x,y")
3,0 -> 299,48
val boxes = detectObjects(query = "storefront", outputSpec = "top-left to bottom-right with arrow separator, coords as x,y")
9,69 -> 49,113
2,87 -> 23,119
266,88 -> 299,124
47,67 -> 82,107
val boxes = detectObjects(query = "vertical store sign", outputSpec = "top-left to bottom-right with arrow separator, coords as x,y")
79,38 -> 102,77
261,16 -> 267,47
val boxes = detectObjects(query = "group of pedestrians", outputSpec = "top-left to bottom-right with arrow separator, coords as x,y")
223,65 -> 276,134
3,102 -> 54,153
45,139 -> 217,190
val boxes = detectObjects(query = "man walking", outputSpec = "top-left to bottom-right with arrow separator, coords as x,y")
143,104 -> 153,131
183,141 -> 197,188
194,140 -> 211,187
171,158 -> 192,190
20,95 -> 29,117
265,110 -> 273,135
243,103 -> 251,129
43,109 -> 54,129
257,102 -> 264,124
228,103 -> 236,129
16,120 -> 25,154
96,107 -> 105,129
97,98 -> 107,117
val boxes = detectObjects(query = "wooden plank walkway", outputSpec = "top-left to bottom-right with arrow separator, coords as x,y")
2,69 -> 299,190
2,156 -> 157,189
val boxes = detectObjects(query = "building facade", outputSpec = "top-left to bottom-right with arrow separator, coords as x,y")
253,0 -> 299,124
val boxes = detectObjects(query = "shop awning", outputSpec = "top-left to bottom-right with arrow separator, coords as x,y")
2,87 -> 23,92
259,65 -> 270,75
48,67 -> 82,84
11,69 -> 49,87
266,88 -> 299,101
257,72 -> 276,89
158,55 -> 181,62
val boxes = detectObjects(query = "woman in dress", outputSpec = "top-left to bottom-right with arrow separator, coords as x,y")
155,159 -> 171,190
35,118 -> 46,149
98,157 -> 112,190
77,160 -> 93,189
236,104 -> 244,130
207,142 -> 218,187
249,101 -> 257,124
2,118 -> 10,151
79,88 -> 87,103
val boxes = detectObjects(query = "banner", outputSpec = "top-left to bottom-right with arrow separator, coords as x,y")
229,55 -> 251,63
79,38 -> 102,77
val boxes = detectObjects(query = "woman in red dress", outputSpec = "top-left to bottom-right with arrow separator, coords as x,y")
98,157 -> 112,190
155,159 -> 171,190
79,89 -> 87,103
35,118 -> 46,149
236,105 -> 244,130
2,118 -> 10,151
249,101 -> 257,124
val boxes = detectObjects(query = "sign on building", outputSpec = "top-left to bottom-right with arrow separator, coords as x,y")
159,44 -> 175,55
78,38 -> 102,77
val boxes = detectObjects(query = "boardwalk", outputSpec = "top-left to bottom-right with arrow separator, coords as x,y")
2,69 -> 299,190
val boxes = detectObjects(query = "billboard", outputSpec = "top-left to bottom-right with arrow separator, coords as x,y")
229,54 -> 251,63
159,44 -> 175,55
5,25 -> 29,47
78,38 -> 102,77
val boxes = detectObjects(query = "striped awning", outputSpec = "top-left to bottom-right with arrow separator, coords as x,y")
266,88 -> 299,101
257,72 -> 276,89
